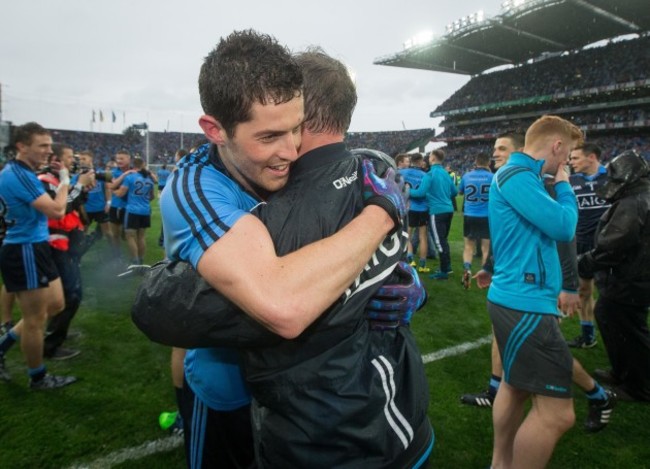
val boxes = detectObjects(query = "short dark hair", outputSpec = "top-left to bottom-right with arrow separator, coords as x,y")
198,29 -> 303,137
49,143 -> 73,162
430,149 -> 445,163
476,153 -> 491,167
12,122 -> 50,147
294,47 -> 356,135
575,142 -> 602,160
497,129 -> 525,150
395,153 -> 410,166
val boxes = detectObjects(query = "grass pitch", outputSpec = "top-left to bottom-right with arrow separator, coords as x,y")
0,201 -> 648,468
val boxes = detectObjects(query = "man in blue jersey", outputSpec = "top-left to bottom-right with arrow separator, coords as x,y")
409,149 -> 458,280
78,150 -> 112,244
107,150 -> 131,261
458,152 -> 493,289
114,157 -> 154,265
488,116 -> 582,468
0,122 -> 76,389
156,164 -> 171,192
154,32 -> 407,468
567,143 -> 610,349
400,153 -> 430,273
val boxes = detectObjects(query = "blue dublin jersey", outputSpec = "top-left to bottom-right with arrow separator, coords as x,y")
161,143 -> 259,411
110,168 -> 128,209
85,178 -> 107,212
399,167 -> 428,212
123,171 -> 154,216
157,168 -> 171,187
459,167 -> 493,217
0,160 -> 48,244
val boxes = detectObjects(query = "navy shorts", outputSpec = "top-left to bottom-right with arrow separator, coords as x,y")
408,210 -> 428,228
463,216 -> 490,239
488,301 -> 573,398
109,206 -> 125,224
124,213 -> 151,230
86,210 -> 109,224
0,242 -> 59,292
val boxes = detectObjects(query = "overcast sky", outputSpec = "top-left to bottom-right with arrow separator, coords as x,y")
1,0 -> 494,134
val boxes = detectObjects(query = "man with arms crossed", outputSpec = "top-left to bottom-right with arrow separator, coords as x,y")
0,123 -> 76,389
488,116 -> 581,468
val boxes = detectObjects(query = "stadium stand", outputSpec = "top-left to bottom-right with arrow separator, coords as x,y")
375,0 -> 650,173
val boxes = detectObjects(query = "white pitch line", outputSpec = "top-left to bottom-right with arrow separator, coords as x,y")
69,335 -> 492,468
421,334 -> 492,364
67,435 -> 183,469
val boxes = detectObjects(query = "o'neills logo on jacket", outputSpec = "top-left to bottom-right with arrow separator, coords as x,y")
332,171 -> 358,189
343,229 -> 408,302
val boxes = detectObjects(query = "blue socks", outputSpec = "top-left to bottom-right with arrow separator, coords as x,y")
586,382 -> 608,401
0,329 -> 18,355
28,364 -> 47,382
489,375 -> 501,397
581,321 -> 595,342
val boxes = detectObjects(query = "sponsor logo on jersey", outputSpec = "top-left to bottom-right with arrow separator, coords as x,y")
333,171 -> 358,189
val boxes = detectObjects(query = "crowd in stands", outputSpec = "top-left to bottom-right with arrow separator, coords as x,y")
438,132 -> 650,175
344,128 -> 434,156
0,127 -> 434,167
435,35 -> 650,113
439,107 -> 650,139
46,129 -> 207,166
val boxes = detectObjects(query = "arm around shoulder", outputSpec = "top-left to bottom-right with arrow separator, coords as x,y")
197,206 -> 393,339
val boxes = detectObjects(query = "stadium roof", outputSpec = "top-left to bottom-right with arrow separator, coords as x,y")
374,0 -> 650,76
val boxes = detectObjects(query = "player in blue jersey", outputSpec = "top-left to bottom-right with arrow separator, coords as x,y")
488,116 -> 583,469
78,150 -> 112,244
156,164 -> 171,192
401,153 -> 431,273
114,157 -> 154,265
458,152 -> 493,288
156,31 -> 402,469
0,122 -> 76,389
567,143 -> 610,349
107,150 -> 131,261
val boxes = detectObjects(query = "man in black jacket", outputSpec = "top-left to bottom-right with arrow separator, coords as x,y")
579,150 -> 650,402
134,46 -> 432,467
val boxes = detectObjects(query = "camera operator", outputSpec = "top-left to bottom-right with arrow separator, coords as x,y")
38,143 -> 95,360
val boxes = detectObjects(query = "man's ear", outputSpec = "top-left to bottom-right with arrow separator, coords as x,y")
199,115 -> 227,145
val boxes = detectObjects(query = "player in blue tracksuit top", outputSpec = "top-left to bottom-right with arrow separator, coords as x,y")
409,149 -> 458,279
487,153 -> 577,313
486,115 -> 582,469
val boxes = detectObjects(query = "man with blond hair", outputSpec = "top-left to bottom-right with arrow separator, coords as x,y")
487,115 -> 583,468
